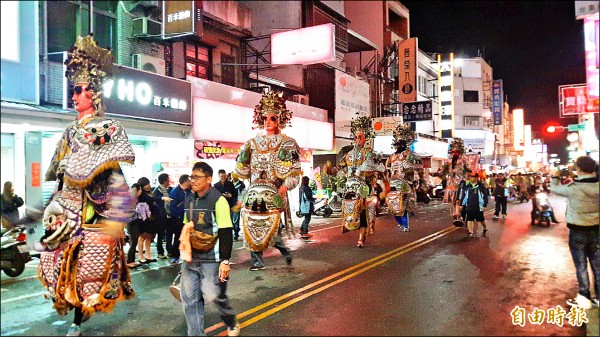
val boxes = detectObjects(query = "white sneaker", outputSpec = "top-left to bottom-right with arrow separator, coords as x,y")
66,324 -> 81,337
502,214 -> 507,219
593,298 -> 599,307
227,322 -> 241,336
566,294 -> 592,310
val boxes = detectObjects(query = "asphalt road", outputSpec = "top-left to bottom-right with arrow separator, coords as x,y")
0,195 -> 592,336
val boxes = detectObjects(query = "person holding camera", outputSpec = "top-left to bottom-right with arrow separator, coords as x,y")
551,156 -> 599,310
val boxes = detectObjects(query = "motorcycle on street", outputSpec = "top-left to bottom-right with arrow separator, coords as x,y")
530,192 -> 555,227
1,224 -> 32,277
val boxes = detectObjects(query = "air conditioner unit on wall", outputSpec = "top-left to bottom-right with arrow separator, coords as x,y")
132,17 -> 161,36
292,94 -> 309,105
132,53 -> 166,75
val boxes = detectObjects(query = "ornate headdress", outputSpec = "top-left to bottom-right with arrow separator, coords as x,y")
392,123 -> 415,149
252,91 -> 293,130
448,138 -> 465,156
64,34 -> 114,111
350,114 -> 374,140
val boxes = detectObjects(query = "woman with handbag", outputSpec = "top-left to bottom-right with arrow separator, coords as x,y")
298,176 -> 315,238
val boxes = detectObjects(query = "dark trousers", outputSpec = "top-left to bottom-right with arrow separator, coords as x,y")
300,213 -> 312,234
127,220 -> 141,263
166,217 -> 184,258
569,229 -> 600,300
155,217 -> 167,255
494,196 -> 507,215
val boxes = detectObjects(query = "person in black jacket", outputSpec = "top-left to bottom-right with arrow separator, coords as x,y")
153,173 -> 173,259
457,171 -> 489,237
298,176 -> 315,238
168,174 -> 191,264
1,181 -> 24,229
214,169 -> 238,232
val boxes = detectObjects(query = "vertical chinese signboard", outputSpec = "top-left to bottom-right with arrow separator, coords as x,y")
583,16 -> 599,103
399,38 -> 418,103
438,53 -> 455,138
492,80 -> 504,125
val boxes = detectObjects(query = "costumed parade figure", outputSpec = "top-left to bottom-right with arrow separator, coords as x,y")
338,115 -> 385,247
438,138 -> 470,225
37,35 -> 136,337
385,123 -> 418,231
235,91 -> 302,260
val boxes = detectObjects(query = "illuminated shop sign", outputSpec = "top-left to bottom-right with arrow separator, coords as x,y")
402,100 -> 433,122
492,80 -> 504,125
194,140 -> 313,163
192,97 -> 333,151
438,53 -> 455,138
103,65 -> 191,124
271,23 -> 336,65
558,83 -> 599,117
583,16 -> 599,100
162,1 -> 196,38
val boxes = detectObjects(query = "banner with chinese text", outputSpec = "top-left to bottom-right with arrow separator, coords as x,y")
401,100 -> 433,122
492,80 -> 504,125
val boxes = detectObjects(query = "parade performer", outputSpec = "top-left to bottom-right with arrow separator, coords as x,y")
438,138 -> 468,225
235,91 -> 301,268
338,115 -> 385,247
37,35 -> 136,337
385,123 -> 418,232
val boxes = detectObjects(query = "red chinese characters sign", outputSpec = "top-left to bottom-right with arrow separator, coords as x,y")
559,84 -> 599,117
31,162 -> 41,187
194,141 -> 313,163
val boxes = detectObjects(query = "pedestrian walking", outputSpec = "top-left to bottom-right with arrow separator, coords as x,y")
230,172 -> 245,241
214,169 -> 238,240
153,173 -> 173,259
298,176 -> 315,238
1,181 -> 24,228
127,183 -> 144,268
458,171 -> 489,237
137,177 -> 159,264
168,174 -> 191,264
177,161 -> 240,336
551,156 -> 599,309
492,173 -> 508,219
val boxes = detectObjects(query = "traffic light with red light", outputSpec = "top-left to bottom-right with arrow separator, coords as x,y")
546,125 -> 557,133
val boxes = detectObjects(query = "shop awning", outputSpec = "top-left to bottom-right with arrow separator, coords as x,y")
347,29 -> 378,53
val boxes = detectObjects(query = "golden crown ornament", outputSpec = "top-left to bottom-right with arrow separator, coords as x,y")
252,91 -> 293,130
64,34 -> 115,112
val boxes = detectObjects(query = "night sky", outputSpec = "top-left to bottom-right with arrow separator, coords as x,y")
401,0 -> 586,162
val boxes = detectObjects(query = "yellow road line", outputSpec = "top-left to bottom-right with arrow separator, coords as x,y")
206,226 -> 457,334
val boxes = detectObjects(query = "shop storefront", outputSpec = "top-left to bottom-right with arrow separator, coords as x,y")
1,65 -> 194,208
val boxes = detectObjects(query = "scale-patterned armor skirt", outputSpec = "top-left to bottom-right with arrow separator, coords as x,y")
38,229 -> 134,316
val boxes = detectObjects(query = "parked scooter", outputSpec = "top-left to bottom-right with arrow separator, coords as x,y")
328,191 -> 343,213
313,197 -> 334,217
530,192 -> 555,227
1,224 -> 32,277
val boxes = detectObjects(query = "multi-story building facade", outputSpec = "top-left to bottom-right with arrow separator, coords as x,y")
451,57 -> 496,164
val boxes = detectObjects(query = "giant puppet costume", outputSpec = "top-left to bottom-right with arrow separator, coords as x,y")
385,123 -> 418,231
235,91 -> 302,252
338,115 -> 385,247
37,35 -> 135,334
439,138 -> 469,223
